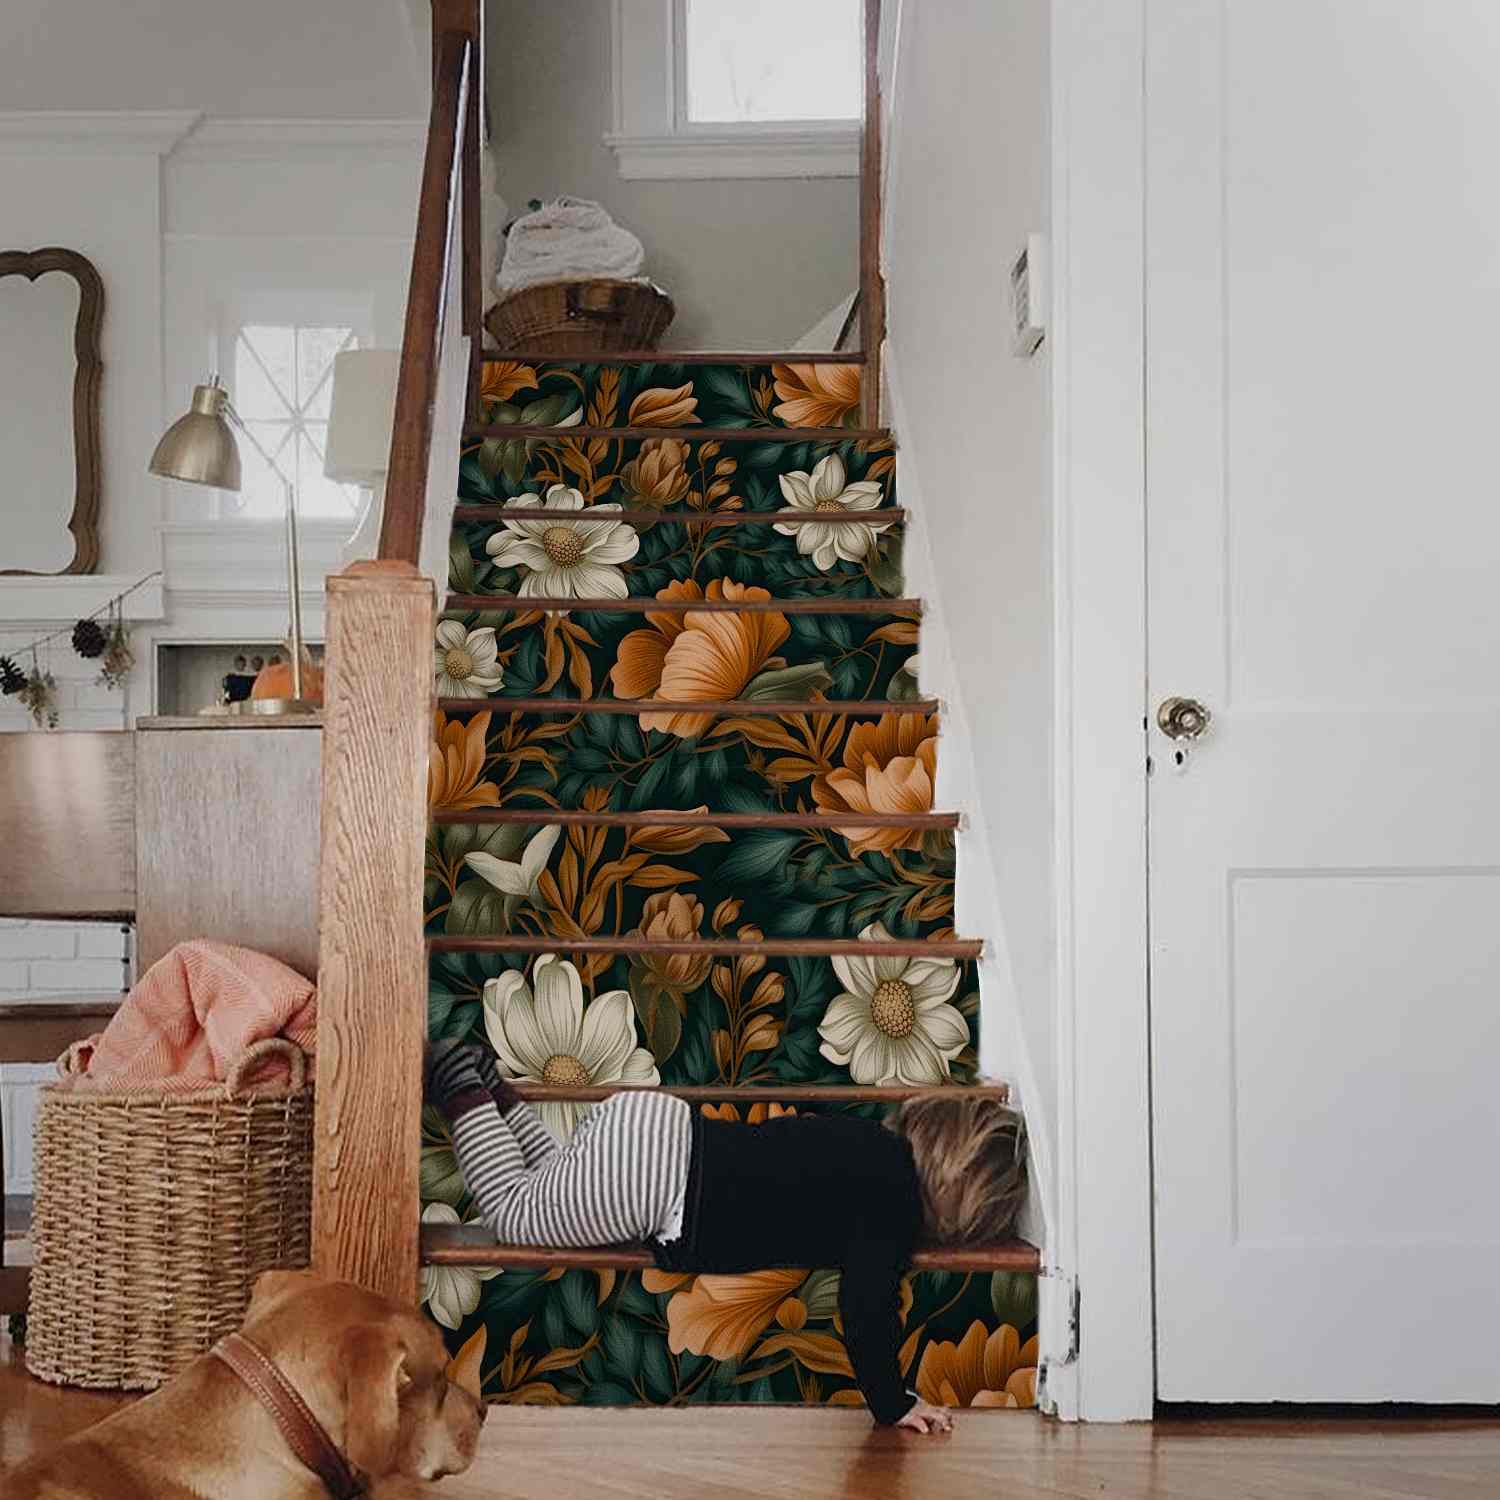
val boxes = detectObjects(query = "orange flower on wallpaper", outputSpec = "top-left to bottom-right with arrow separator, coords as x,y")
699,1101 -> 798,1124
479,360 -> 539,407
661,1268 -> 809,1360
633,891 -> 713,992
428,709 -> 501,811
812,713 -> 938,854
770,363 -> 862,428
628,383 -> 700,427
610,579 -> 789,738
914,1321 -> 1038,1409
620,438 -> 692,507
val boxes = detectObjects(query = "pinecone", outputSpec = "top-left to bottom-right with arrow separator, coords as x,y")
71,617 -> 108,659
0,655 -> 25,696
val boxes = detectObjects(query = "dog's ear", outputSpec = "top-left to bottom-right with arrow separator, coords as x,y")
446,1325 -> 486,1400
246,1267 -> 323,1323
340,1323 -> 413,1477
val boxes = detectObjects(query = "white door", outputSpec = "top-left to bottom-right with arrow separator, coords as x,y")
1147,0 -> 1500,1401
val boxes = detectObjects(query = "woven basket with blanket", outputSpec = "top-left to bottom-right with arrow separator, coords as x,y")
488,196 -> 674,353
24,942 -> 316,1390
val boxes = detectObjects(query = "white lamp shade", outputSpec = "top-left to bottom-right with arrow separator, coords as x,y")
324,349 -> 400,484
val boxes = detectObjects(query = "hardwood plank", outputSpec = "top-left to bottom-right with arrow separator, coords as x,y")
0,732 -> 134,921
453,505 -> 907,526
438,697 -> 938,717
430,936 -> 983,959
462,424 -> 889,444
504,1081 -> 1007,1105
443,594 -> 921,616
313,562 -> 434,1302
135,726 -> 322,980
420,1223 -> 1041,1274
431,810 -> 959,831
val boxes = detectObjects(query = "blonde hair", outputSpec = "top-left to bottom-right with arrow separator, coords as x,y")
889,1092 -> 1027,1245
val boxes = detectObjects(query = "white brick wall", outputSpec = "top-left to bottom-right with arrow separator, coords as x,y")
0,922 -> 132,1194
2,627 -> 134,1192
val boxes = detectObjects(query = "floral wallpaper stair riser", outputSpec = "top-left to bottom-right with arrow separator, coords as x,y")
423,359 -> 1037,1412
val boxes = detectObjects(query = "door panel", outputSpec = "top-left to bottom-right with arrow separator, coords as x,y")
1147,0 -> 1500,1400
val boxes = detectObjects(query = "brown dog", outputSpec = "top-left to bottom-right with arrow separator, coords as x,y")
7,1269 -> 486,1498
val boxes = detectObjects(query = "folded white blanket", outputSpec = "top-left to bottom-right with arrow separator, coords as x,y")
497,196 -> 645,295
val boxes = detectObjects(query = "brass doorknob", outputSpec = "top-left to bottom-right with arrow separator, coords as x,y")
1157,696 -> 1211,740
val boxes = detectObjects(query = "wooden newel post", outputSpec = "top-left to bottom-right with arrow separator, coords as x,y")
313,559 -> 434,1300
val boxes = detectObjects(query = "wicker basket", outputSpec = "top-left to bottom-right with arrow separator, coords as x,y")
25,1038 -> 313,1390
485,278 -> 675,355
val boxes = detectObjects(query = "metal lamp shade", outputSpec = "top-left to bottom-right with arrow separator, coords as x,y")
148,382 -> 242,491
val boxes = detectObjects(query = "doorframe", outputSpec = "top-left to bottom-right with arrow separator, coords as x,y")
1047,0 -> 1155,1421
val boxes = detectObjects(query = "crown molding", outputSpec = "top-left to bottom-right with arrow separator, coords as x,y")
171,118 -> 427,163
0,111 -> 202,157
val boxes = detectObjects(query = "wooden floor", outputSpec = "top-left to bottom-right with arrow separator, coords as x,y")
6,1334 -> 1500,1499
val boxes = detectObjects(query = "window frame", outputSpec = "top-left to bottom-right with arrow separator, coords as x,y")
606,0 -> 861,181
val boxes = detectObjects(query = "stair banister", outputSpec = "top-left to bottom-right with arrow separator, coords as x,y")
312,0 -> 482,1301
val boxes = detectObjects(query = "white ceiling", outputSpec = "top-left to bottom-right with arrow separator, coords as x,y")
0,0 -> 428,119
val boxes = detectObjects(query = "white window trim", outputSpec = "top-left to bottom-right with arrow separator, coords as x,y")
605,0 -> 860,181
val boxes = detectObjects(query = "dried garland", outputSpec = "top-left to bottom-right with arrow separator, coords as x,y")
1,571 -> 158,729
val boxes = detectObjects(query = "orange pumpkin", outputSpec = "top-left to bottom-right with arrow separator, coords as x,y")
250,658 -> 324,705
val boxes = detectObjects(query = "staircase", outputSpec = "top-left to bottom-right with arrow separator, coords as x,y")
416,353 -> 1041,1411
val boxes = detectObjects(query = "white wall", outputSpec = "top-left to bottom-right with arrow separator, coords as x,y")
882,0 -> 1057,1298
0,0 -> 426,119
488,0 -> 860,349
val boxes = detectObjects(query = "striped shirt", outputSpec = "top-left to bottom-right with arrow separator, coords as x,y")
450,1090 -> 693,1248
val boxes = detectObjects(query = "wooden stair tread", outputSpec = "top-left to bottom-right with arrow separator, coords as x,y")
421,1222 -> 1040,1274
505,1082 -> 1006,1104
465,423 -> 890,444
444,594 -> 920,616
430,809 -> 958,830
482,350 -> 867,366
438,697 -> 938,716
430,935 -> 982,958
454,505 -> 906,526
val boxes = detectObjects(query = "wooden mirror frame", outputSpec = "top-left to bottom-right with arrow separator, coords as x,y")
0,246 -> 104,576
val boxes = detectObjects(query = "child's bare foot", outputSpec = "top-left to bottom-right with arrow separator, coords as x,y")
895,1399 -> 954,1435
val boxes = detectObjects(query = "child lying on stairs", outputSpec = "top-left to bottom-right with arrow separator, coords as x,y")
427,1039 -> 1028,1432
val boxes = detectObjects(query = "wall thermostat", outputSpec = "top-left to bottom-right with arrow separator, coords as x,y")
1010,232 -> 1048,357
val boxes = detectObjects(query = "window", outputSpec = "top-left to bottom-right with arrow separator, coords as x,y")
680,0 -> 861,125
230,323 -> 360,520
607,0 -> 863,181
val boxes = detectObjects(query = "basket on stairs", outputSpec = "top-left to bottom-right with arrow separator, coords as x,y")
485,278 -> 675,355
25,1037 -> 313,1390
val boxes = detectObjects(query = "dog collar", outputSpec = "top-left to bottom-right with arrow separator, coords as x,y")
211,1331 -> 369,1500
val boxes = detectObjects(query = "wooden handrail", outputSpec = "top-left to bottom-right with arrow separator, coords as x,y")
379,11 -> 477,565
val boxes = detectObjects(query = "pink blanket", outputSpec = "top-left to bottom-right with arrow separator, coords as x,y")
60,940 -> 316,1093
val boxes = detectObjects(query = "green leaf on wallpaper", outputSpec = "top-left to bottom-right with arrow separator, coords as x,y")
742,662 -> 834,702
639,1338 -> 674,1401
558,1270 -> 598,1338
449,534 -> 476,594
476,437 -> 510,481
630,972 -> 683,1065
868,538 -> 904,597
716,830 -> 801,883
444,880 -> 505,936
602,1314 -> 642,1376
583,1380 -> 635,1405
991,1271 -> 1038,1330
